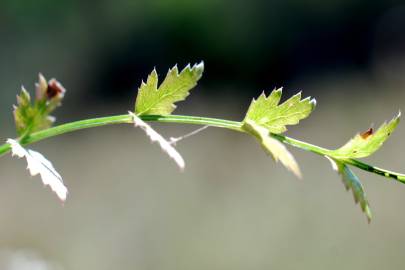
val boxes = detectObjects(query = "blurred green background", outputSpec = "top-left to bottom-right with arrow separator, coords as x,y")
1,1 -> 405,269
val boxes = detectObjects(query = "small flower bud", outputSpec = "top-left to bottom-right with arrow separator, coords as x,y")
47,79 -> 66,100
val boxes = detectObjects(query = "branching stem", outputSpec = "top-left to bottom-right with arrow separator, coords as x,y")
1,113 -> 404,183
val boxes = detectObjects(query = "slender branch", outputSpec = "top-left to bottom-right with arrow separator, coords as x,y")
0,114 -> 242,157
343,158 -> 405,183
1,113 -> 404,183
272,133 -> 405,184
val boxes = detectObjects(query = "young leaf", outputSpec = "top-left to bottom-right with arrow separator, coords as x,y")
129,112 -> 185,170
243,119 -> 301,178
13,74 -> 66,136
7,139 -> 68,201
326,156 -> 372,222
329,112 -> 400,159
244,89 -> 316,134
135,62 -> 204,116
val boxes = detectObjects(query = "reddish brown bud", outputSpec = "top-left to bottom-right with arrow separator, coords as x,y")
46,79 -> 65,99
360,128 -> 373,139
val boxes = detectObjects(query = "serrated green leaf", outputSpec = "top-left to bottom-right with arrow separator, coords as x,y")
135,62 -> 204,115
13,74 -> 65,136
243,119 -> 301,178
329,112 -> 400,159
243,88 -> 316,134
326,156 -> 372,222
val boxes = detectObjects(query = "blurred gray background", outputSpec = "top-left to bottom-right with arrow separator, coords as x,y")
1,1 -> 405,269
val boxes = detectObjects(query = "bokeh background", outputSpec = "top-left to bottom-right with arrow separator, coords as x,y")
1,1 -> 405,269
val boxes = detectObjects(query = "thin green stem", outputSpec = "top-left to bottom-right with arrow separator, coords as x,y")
271,133 -> 330,155
140,115 -> 243,131
0,143 -> 11,157
343,158 -> 405,183
271,133 -> 405,184
1,113 -> 404,183
0,114 -> 242,157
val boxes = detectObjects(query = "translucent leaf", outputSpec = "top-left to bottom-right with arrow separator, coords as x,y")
135,62 -> 204,115
243,119 -> 301,178
129,112 -> 185,170
326,156 -> 372,222
329,112 -> 400,159
13,74 -> 66,135
244,89 -> 316,134
7,139 -> 68,201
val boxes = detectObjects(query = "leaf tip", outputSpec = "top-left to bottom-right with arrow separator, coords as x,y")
310,98 -> 317,108
170,64 -> 179,73
365,205 -> 372,223
150,68 -> 158,77
292,164 -> 303,179
190,61 -> 204,79
193,61 -> 204,72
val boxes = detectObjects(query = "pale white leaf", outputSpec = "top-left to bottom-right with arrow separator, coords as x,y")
129,112 -> 185,170
7,139 -> 68,201
243,120 -> 301,178
261,134 -> 302,178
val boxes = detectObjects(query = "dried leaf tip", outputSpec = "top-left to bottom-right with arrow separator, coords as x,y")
360,128 -> 373,139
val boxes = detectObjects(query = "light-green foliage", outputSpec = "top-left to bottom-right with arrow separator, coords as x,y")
5,62 -> 404,222
135,62 -> 204,115
329,113 -> 400,158
243,89 -> 316,134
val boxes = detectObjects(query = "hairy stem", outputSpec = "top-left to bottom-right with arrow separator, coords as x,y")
1,113 -> 404,183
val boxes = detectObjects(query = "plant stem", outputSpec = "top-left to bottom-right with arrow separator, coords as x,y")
272,133 -> 405,184
0,114 -> 242,157
1,113 -> 404,183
